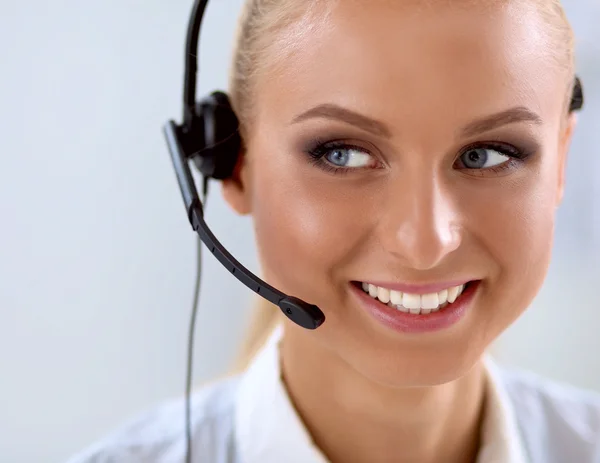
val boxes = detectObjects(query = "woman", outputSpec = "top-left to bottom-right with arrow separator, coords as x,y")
69,0 -> 600,462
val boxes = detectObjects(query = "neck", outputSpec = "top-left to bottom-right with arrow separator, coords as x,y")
280,328 -> 487,463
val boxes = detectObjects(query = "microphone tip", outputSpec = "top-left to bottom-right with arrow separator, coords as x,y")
278,296 -> 325,330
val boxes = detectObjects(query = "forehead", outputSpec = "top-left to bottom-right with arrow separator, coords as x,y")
255,0 -> 566,137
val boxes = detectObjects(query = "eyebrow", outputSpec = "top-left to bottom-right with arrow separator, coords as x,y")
291,104 -> 543,138
291,104 -> 392,138
460,106 -> 543,137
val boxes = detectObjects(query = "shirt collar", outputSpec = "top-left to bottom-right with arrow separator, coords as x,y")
477,356 -> 529,463
234,326 -> 527,463
234,325 -> 326,463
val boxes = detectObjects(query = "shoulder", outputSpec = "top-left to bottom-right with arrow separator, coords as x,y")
65,375 -> 242,463
496,363 -> 600,462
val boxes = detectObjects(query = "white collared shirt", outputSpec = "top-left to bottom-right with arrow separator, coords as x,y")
68,327 -> 600,463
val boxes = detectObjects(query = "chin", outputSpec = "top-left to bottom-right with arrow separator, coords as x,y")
341,337 -> 487,389
318,291 -> 493,389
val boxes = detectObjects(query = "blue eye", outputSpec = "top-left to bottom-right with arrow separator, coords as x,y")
325,147 -> 373,168
305,140 -> 377,174
459,147 -> 511,169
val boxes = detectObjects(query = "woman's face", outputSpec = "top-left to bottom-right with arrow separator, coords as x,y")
224,0 -> 576,386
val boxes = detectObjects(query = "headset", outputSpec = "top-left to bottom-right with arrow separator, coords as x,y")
163,1 -> 585,461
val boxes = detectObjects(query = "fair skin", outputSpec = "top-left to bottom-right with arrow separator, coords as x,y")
224,1 -> 577,462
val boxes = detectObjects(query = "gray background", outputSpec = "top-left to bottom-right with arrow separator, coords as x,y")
0,1 -> 598,462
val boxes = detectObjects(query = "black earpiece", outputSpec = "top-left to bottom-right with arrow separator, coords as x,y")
570,76 -> 584,112
186,91 -> 242,180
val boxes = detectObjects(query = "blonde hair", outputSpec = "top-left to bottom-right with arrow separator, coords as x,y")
228,0 -> 332,139
228,0 -> 577,369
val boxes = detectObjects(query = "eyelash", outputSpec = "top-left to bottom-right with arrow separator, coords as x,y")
304,139 -> 533,175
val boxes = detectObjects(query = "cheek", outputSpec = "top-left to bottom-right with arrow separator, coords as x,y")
248,151 -> 368,302
464,160 -> 560,322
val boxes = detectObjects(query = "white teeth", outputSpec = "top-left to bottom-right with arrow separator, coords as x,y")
360,282 -> 468,314
447,285 -> 461,304
368,284 -> 378,298
421,293 -> 439,310
438,289 -> 448,305
402,293 -> 421,309
377,287 -> 390,304
390,290 -> 403,305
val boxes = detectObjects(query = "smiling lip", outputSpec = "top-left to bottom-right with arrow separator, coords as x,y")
350,280 -> 480,334
362,280 -> 472,294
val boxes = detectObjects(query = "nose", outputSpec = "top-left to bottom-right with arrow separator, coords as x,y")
378,174 -> 461,271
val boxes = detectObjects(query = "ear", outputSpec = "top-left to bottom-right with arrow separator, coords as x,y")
556,113 -> 578,205
221,147 -> 252,215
